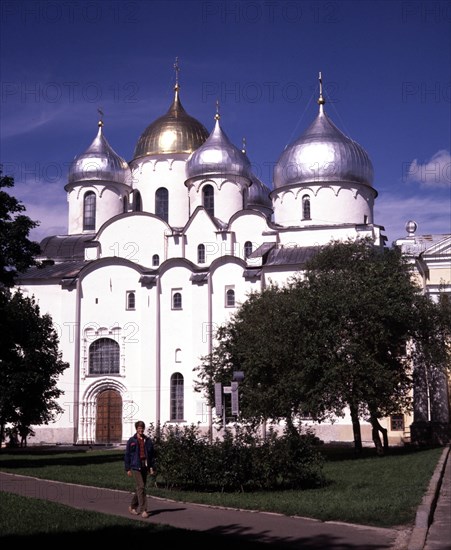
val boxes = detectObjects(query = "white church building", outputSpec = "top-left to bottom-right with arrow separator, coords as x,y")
17,75 -> 449,446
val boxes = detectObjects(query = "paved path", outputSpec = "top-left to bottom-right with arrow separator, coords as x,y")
423,445 -> 451,550
0,471 -> 408,549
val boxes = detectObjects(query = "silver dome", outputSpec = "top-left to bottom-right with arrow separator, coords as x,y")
68,122 -> 131,185
133,87 -> 209,159
248,174 -> 272,208
274,105 -> 374,189
186,117 -> 252,179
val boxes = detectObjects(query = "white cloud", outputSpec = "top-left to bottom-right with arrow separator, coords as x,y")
405,150 -> 451,188
12,178 -> 68,243
376,192 -> 451,245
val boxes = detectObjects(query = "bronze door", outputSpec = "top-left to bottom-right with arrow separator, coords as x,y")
96,389 -> 122,443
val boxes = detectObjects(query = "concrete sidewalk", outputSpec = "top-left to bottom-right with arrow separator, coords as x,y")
0,446 -> 449,549
0,471 -> 407,549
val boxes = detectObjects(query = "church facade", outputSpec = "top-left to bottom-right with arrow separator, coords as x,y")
17,77 -> 448,446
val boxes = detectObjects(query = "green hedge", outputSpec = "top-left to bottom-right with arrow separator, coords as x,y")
148,423 -> 324,492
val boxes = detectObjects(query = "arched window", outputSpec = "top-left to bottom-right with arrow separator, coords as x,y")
302,195 -> 311,220
244,241 -> 253,258
202,184 -> 214,216
89,338 -> 120,375
126,291 -> 135,310
152,254 -> 160,267
175,348 -> 182,363
83,191 -> 96,231
197,244 -> 206,264
172,292 -> 182,310
156,187 -> 168,222
225,288 -> 235,307
170,372 -> 184,421
134,191 -> 142,212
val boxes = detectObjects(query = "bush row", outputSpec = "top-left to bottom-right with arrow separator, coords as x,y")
147,423 -> 325,492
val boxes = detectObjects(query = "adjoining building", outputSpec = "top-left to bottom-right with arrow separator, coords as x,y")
17,73 -> 450,446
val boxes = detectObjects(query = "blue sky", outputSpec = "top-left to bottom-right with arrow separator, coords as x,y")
1,0 -> 450,246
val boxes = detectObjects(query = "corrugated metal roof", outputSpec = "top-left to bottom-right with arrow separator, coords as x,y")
17,260 -> 88,281
39,234 -> 95,261
190,272 -> 209,284
248,242 -> 276,259
243,268 -> 261,279
265,246 -> 319,267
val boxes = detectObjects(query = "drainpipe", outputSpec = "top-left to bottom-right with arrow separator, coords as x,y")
73,277 -> 81,444
155,276 -> 161,431
208,272 -> 213,441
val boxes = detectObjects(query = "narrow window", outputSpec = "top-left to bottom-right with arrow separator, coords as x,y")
172,291 -> 182,310
302,195 -> 311,220
152,254 -> 160,267
225,287 -> 235,307
202,184 -> 214,216
244,241 -> 253,258
197,244 -> 206,264
134,190 -> 142,212
89,338 -> 120,375
83,191 -> 96,230
175,348 -> 181,363
156,187 -> 169,222
126,291 -> 135,310
170,372 -> 184,421
123,194 -> 128,213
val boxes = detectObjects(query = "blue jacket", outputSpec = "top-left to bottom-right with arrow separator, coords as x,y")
124,433 -> 156,471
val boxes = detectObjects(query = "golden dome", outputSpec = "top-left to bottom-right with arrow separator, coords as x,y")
133,86 -> 209,159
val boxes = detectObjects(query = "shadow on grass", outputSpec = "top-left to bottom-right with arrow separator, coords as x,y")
0,446 -> 123,469
317,443 -> 441,461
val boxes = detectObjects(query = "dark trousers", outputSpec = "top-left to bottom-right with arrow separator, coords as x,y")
130,465 -> 148,512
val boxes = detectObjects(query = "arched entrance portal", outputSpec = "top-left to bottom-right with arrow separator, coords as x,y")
96,389 -> 122,443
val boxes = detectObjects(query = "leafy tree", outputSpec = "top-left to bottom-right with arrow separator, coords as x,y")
0,169 -> 41,287
195,285 -> 319,431
410,290 -> 451,439
0,290 -> 69,446
0,170 -> 68,447
299,238 -> 420,454
196,238 -> 441,455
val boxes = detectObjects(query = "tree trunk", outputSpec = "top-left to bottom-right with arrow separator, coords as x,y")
349,403 -> 362,455
370,412 -> 388,455
370,416 -> 384,456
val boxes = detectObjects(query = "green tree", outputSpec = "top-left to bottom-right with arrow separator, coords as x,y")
195,285 -> 321,431
0,169 -> 41,287
0,170 -> 68,447
299,239 -> 420,454
196,238 -> 438,455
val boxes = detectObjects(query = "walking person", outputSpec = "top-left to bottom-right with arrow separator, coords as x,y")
124,420 -> 156,518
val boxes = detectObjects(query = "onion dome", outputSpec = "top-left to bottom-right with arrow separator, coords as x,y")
186,112 -> 251,179
133,85 -> 209,159
274,77 -> 374,189
68,121 -> 130,185
248,174 -> 272,209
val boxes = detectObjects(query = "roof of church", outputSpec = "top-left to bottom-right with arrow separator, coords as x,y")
17,260 -> 89,281
133,86 -> 209,159
265,246 -> 320,266
39,234 -> 95,261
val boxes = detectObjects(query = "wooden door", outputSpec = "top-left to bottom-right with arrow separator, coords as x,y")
96,390 -> 122,443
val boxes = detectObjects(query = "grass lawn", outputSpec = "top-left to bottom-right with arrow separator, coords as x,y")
0,444 -> 443,528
